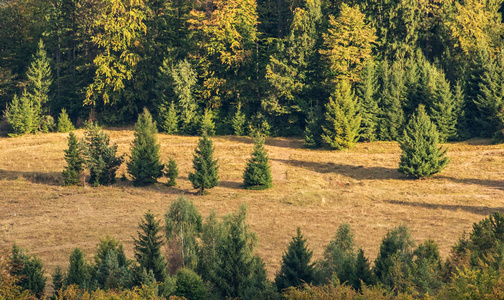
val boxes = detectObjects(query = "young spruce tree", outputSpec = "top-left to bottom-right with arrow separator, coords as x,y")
5,91 -> 41,136
275,227 -> 314,292
188,134 -> 219,195
159,101 -> 179,134
57,108 -> 75,133
200,108 -> 216,136
243,134 -> 272,190
82,123 -> 123,186
9,244 -> 46,298
321,80 -> 361,150
134,211 -> 167,284
165,157 -> 179,187
398,105 -> 449,179
62,132 -> 85,186
127,108 -> 164,186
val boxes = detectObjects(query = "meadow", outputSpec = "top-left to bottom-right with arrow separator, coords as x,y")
1,130 -> 504,278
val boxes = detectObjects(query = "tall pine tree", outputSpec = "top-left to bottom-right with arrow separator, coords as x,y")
188,134 -> 219,195
321,80 -> 361,149
127,108 -> 164,186
274,227 -> 314,292
134,211 -> 167,284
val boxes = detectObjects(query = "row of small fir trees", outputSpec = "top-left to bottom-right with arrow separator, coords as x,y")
62,108 -> 273,192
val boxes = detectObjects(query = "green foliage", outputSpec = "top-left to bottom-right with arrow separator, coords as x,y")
209,205 -> 268,299
174,268 -> 208,300
171,59 -> 198,133
94,236 -> 131,290
357,61 -> 380,142
321,80 -> 361,149
66,248 -> 91,289
196,210 -> 223,282
430,69 -> 459,142
200,108 -> 216,136
57,109 -> 75,133
62,132 -> 85,186
40,115 -> 55,133
232,103 -> 246,136
354,249 -> 374,291
304,106 -> 322,148
165,196 -> 203,272
5,91 -> 41,136
9,244 -> 46,298
378,60 -> 406,141
82,122 -> 124,186
165,158 -> 179,187
275,228 -> 314,292
51,266 -> 65,299
474,50 -> 504,141
243,134 -> 273,190
188,134 -> 219,195
398,105 -> 449,179
26,39 -> 52,113
373,226 -> 415,287
317,223 -> 357,286
159,101 -> 178,134
134,211 -> 167,284
127,108 -> 164,186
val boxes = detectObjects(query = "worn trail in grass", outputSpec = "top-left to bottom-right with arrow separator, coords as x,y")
1,131 -> 504,278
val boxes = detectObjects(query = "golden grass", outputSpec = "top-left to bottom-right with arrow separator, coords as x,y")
1,131 -> 504,280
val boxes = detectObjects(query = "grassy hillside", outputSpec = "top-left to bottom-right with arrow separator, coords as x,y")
1,130 -> 504,278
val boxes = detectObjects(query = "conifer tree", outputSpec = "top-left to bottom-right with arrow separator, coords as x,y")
5,91 -> 40,136
354,249 -> 374,290
66,248 -> 90,289
26,39 -> 52,114
373,226 -> 415,286
134,211 -> 167,284
232,102 -> 246,136
398,105 -> 449,179
430,70 -> 458,142
200,108 -> 215,136
357,61 -> 380,142
62,132 -> 85,186
51,266 -> 65,299
210,205 -> 267,298
94,236 -> 131,290
165,158 -> 179,187
275,227 -> 314,292
127,108 -> 164,186
188,134 -> 219,195
321,80 -> 361,149
378,60 -> 406,141
171,59 -> 198,133
165,196 -> 203,272
304,106 -> 322,148
243,134 -> 272,190
82,123 -> 124,186
318,223 -> 356,285
159,101 -> 179,134
57,108 -> 75,133
9,245 -> 46,298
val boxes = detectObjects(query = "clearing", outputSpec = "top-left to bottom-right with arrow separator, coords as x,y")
1,130 -> 504,278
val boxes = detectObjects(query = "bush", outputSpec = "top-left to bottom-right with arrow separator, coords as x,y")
174,268 -> 208,300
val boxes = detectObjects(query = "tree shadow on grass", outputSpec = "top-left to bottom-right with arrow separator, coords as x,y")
384,199 -> 504,216
0,169 -> 62,186
219,135 -> 305,149
436,175 -> 504,191
271,158 -> 403,180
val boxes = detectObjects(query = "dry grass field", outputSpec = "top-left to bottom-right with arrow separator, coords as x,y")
1,130 -> 504,280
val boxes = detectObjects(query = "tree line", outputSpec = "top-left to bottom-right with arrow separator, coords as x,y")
4,200 -> 504,299
1,0 -> 504,146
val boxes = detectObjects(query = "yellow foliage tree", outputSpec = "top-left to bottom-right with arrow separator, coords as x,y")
320,3 -> 377,84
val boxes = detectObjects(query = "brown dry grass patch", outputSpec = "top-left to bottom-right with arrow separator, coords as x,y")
1,131 -> 504,279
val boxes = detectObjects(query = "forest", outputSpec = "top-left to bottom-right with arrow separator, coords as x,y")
1,0 -> 504,142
